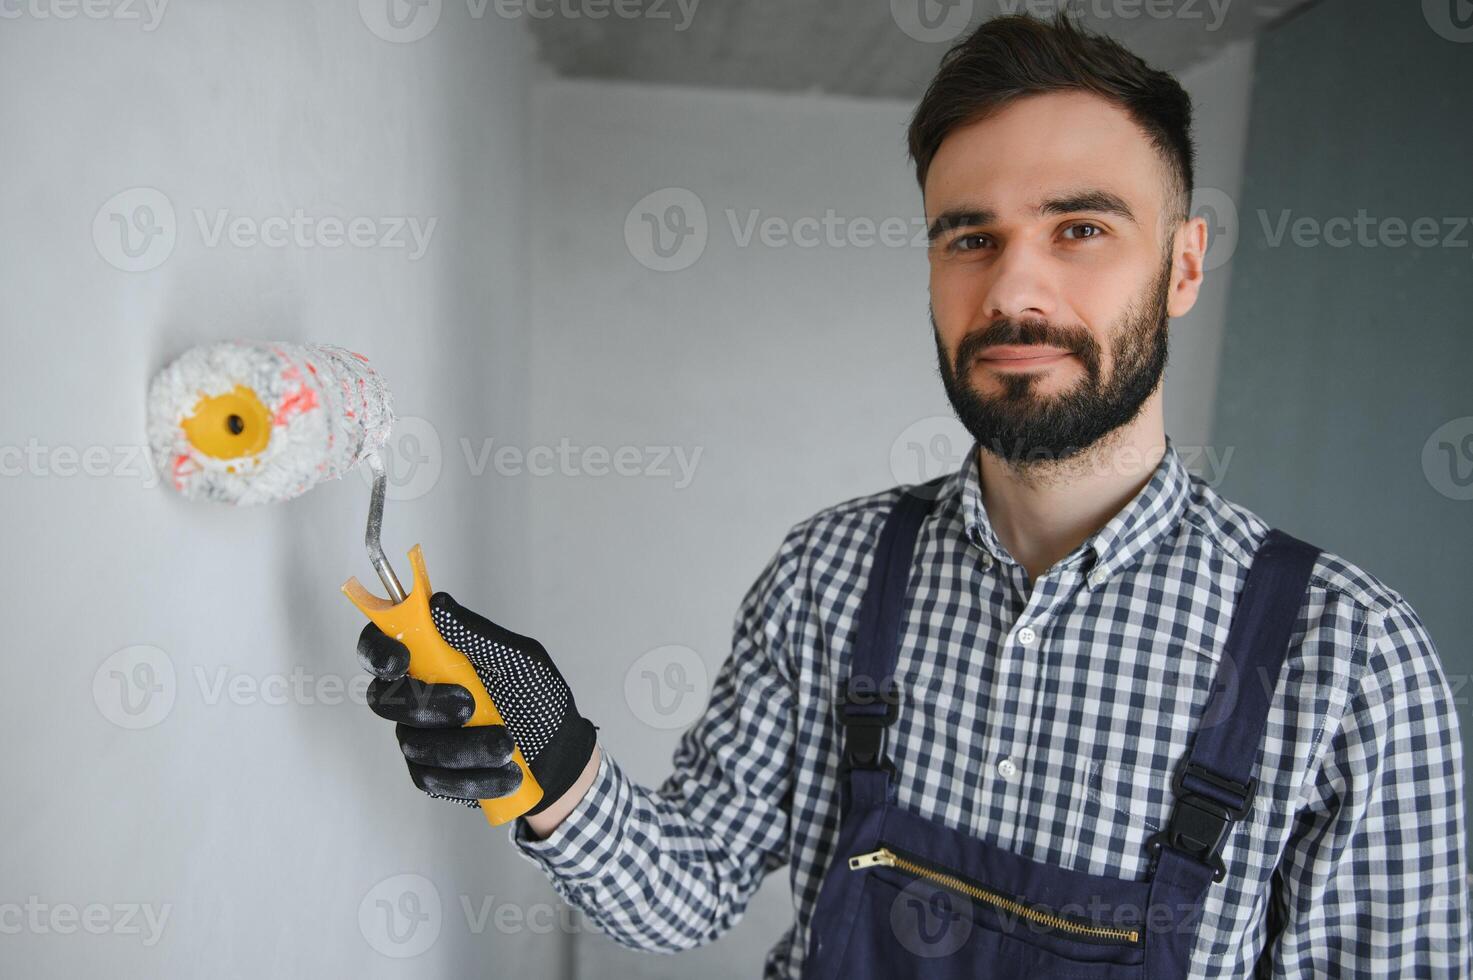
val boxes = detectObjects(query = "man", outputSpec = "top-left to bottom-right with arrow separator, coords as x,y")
356,12 -> 1470,976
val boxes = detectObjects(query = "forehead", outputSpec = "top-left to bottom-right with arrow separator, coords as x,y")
924,90 -> 1168,223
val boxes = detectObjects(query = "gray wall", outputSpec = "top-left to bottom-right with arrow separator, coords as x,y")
1209,0 -> 1473,819
526,42 -> 1258,977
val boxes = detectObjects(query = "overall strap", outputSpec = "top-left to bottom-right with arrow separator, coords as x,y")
838,479 -> 943,814
1148,527 -> 1321,882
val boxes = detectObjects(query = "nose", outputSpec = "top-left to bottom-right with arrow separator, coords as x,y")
979,240 -> 1058,324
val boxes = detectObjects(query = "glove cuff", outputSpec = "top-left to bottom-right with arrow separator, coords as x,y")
523,712 -> 598,816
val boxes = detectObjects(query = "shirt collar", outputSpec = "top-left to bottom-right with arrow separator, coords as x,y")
942,433 -> 1192,585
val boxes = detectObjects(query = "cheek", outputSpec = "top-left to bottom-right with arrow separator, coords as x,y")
1070,242 -> 1163,317
929,259 -> 980,310
928,262 -> 981,348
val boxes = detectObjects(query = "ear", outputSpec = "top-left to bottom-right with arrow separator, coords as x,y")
1166,215 -> 1208,319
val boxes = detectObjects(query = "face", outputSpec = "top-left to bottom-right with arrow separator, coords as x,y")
924,90 -> 1206,464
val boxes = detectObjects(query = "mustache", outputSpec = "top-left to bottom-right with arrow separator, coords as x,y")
954,317 -> 1094,368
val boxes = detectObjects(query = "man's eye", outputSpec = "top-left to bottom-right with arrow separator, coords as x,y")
951,234 -> 991,252
1063,222 -> 1104,240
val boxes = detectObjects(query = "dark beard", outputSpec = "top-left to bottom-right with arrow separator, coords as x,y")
933,253 -> 1172,466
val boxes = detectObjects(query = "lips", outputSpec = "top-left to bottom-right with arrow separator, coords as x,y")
977,345 -> 1072,362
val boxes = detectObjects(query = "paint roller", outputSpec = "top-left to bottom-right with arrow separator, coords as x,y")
146,341 -> 544,824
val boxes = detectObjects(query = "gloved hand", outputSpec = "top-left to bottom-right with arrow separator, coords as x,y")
357,592 -> 598,815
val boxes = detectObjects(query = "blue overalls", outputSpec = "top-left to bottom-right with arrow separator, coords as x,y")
801,482 -> 1320,979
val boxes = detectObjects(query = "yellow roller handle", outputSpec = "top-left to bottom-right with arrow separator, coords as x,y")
342,545 -> 544,825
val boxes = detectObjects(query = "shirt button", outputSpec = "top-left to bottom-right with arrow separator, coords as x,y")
1088,568 -> 1108,588
997,757 -> 1019,780
1015,626 -> 1037,646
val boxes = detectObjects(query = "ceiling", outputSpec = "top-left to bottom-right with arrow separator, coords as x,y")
526,0 -> 1319,101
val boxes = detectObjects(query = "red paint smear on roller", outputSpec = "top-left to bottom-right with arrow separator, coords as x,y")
171,453 -> 197,491
272,346 -> 304,383
273,384 -> 319,426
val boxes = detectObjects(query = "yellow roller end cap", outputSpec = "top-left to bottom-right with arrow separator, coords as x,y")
182,385 -> 272,460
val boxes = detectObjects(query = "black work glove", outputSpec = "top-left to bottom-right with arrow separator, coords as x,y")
357,592 -> 598,815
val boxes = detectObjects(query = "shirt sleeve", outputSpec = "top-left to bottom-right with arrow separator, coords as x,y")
505,529 -> 801,953
1266,596 -> 1471,976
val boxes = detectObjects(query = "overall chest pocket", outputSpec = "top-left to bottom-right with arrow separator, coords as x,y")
840,844 -> 1146,979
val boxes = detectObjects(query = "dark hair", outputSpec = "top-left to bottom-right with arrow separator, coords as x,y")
907,11 -> 1196,228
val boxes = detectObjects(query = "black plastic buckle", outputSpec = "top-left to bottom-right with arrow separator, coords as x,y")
1175,762 -> 1256,819
836,677 -> 900,774
1146,764 -> 1256,883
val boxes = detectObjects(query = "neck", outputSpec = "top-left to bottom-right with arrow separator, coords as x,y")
976,392 -> 1167,585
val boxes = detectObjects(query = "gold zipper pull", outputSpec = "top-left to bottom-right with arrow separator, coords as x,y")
848,848 -> 897,870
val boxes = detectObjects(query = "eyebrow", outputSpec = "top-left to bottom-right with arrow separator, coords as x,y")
926,190 -> 1138,242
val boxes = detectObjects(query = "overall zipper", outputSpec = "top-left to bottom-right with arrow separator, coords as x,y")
849,846 -> 1141,946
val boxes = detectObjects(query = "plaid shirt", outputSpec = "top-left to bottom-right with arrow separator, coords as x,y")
511,435 -> 1471,976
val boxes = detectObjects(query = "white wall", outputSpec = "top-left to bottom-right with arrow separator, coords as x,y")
0,2 -> 555,977
525,45 -> 1257,978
